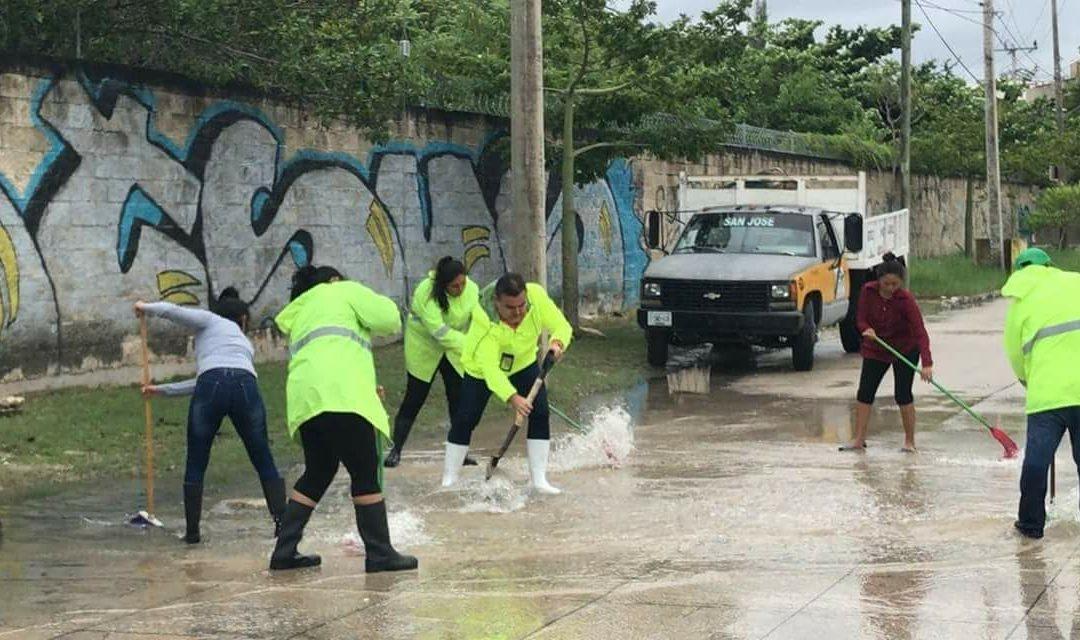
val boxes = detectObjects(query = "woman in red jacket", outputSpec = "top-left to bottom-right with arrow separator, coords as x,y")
841,253 -> 933,453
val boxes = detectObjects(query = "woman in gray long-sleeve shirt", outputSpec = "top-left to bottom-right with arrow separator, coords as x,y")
135,290 -> 285,544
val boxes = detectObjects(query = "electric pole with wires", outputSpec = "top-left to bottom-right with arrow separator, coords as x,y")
983,0 -> 1006,270
901,0 -> 913,210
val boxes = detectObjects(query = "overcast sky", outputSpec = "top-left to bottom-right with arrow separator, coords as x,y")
649,0 -> 1079,85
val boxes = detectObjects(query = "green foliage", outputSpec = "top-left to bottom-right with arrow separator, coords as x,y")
1030,184 -> 1080,249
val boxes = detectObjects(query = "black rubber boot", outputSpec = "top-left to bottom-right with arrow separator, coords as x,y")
269,501 -> 322,570
260,478 -> 287,537
385,415 -> 411,468
463,455 -> 478,466
354,501 -> 418,573
383,445 -> 402,468
183,483 -> 202,544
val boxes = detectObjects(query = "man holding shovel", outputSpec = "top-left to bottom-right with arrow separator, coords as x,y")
440,273 -> 573,494
1005,248 -> 1080,540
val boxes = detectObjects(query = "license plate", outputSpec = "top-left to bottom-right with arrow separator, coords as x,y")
647,311 -> 672,327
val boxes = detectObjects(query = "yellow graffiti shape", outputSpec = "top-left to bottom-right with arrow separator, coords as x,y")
366,200 -> 395,276
0,224 -> 18,330
461,226 -> 490,245
464,245 -> 491,273
157,270 -> 202,306
598,201 -> 614,255
163,290 -> 200,306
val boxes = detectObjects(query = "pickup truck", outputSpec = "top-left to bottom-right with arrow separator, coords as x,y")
636,173 -> 910,371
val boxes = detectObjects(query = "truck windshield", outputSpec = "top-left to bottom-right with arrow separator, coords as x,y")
672,212 -> 815,257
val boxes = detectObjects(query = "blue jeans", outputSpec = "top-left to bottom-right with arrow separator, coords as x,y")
447,363 -> 550,446
1017,407 -> 1080,534
185,368 -> 281,485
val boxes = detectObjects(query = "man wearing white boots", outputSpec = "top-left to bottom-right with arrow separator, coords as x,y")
442,273 -> 573,494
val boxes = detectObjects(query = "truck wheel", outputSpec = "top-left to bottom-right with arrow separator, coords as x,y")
792,306 -> 817,371
646,330 -> 669,367
839,317 -> 861,354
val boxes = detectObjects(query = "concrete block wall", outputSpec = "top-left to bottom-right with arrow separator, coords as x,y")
0,62 -> 645,385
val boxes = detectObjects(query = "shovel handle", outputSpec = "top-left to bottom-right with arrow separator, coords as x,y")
486,352 -> 559,479
873,336 -> 995,432
139,315 -> 155,515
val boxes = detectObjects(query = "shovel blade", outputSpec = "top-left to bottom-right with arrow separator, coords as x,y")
991,426 -> 1021,459
484,457 -> 501,481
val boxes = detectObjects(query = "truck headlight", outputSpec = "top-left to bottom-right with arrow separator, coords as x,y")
644,281 -> 662,297
770,284 -> 791,299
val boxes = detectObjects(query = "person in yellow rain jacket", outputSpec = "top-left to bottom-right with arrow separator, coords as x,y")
268,265 -> 417,573
441,273 -> 573,494
1005,248 -> 1080,540
385,256 -> 481,468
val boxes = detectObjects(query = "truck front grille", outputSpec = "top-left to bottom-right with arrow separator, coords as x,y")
660,280 -> 770,312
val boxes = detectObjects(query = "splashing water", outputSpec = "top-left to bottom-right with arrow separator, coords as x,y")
551,406 -> 635,472
340,508 -> 432,554
456,472 -> 530,514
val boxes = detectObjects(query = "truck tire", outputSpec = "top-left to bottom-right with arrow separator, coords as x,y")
792,306 -> 817,371
646,330 -> 670,367
839,317 -> 861,354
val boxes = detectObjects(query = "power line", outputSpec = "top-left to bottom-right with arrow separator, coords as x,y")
914,0 -> 982,82
1023,0 -> 1050,44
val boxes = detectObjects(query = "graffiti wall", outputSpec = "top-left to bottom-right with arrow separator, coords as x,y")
0,64 -> 646,383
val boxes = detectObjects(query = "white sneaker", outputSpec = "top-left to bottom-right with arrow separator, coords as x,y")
526,439 -> 562,495
441,443 -> 469,488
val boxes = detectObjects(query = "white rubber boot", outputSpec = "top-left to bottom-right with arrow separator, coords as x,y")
527,439 -> 562,495
441,443 -> 469,488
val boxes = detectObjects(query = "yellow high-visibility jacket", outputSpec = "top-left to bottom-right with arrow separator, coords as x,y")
404,272 -> 480,381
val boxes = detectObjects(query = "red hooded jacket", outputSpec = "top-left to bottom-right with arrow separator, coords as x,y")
855,281 -> 933,366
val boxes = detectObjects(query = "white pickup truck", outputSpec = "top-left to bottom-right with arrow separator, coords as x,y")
638,173 -> 911,370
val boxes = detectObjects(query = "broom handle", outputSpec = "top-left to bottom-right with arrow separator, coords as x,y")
873,336 -> 996,432
139,314 -> 155,514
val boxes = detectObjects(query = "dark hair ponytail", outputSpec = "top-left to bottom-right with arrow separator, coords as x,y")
211,286 -> 248,327
290,264 -> 343,300
433,256 -> 466,312
876,252 -> 906,280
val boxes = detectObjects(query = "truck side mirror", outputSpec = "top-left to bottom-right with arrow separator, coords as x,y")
646,210 -> 661,250
844,214 -> 863,253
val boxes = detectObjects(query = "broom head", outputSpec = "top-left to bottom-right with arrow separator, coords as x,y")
991,425 -> 1021,459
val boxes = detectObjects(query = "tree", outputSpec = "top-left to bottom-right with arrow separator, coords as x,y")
0,0 -> 426,136
413,0 -> 730,326
1030,184 -> 1080,249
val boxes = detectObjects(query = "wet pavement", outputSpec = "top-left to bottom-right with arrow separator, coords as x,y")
3,299 -> 1080,639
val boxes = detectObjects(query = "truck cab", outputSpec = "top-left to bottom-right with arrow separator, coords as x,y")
636,174 -> 909,371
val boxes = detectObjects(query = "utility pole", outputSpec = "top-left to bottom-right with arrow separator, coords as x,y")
1052,0 -> 1066,135
983,0 -> 1006,270
510,0 -> 547,284
900,0 -> 912,210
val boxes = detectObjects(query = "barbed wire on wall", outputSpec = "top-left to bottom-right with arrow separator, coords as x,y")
410,86 -> 850,161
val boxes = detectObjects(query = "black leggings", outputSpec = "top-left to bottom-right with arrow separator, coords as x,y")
447,363 -> 549,446
857,352 -> 919,406
393,357 -> 462,451
294,412 -> 383,500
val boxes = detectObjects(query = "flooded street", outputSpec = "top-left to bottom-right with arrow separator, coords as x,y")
4,300 -> 1080,639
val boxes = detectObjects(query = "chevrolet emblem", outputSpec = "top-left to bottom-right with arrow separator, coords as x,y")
702,292 -> 722,300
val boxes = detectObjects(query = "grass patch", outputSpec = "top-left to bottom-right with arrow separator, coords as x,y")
909,248 -> 1080,298
0,317 -> 651,502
